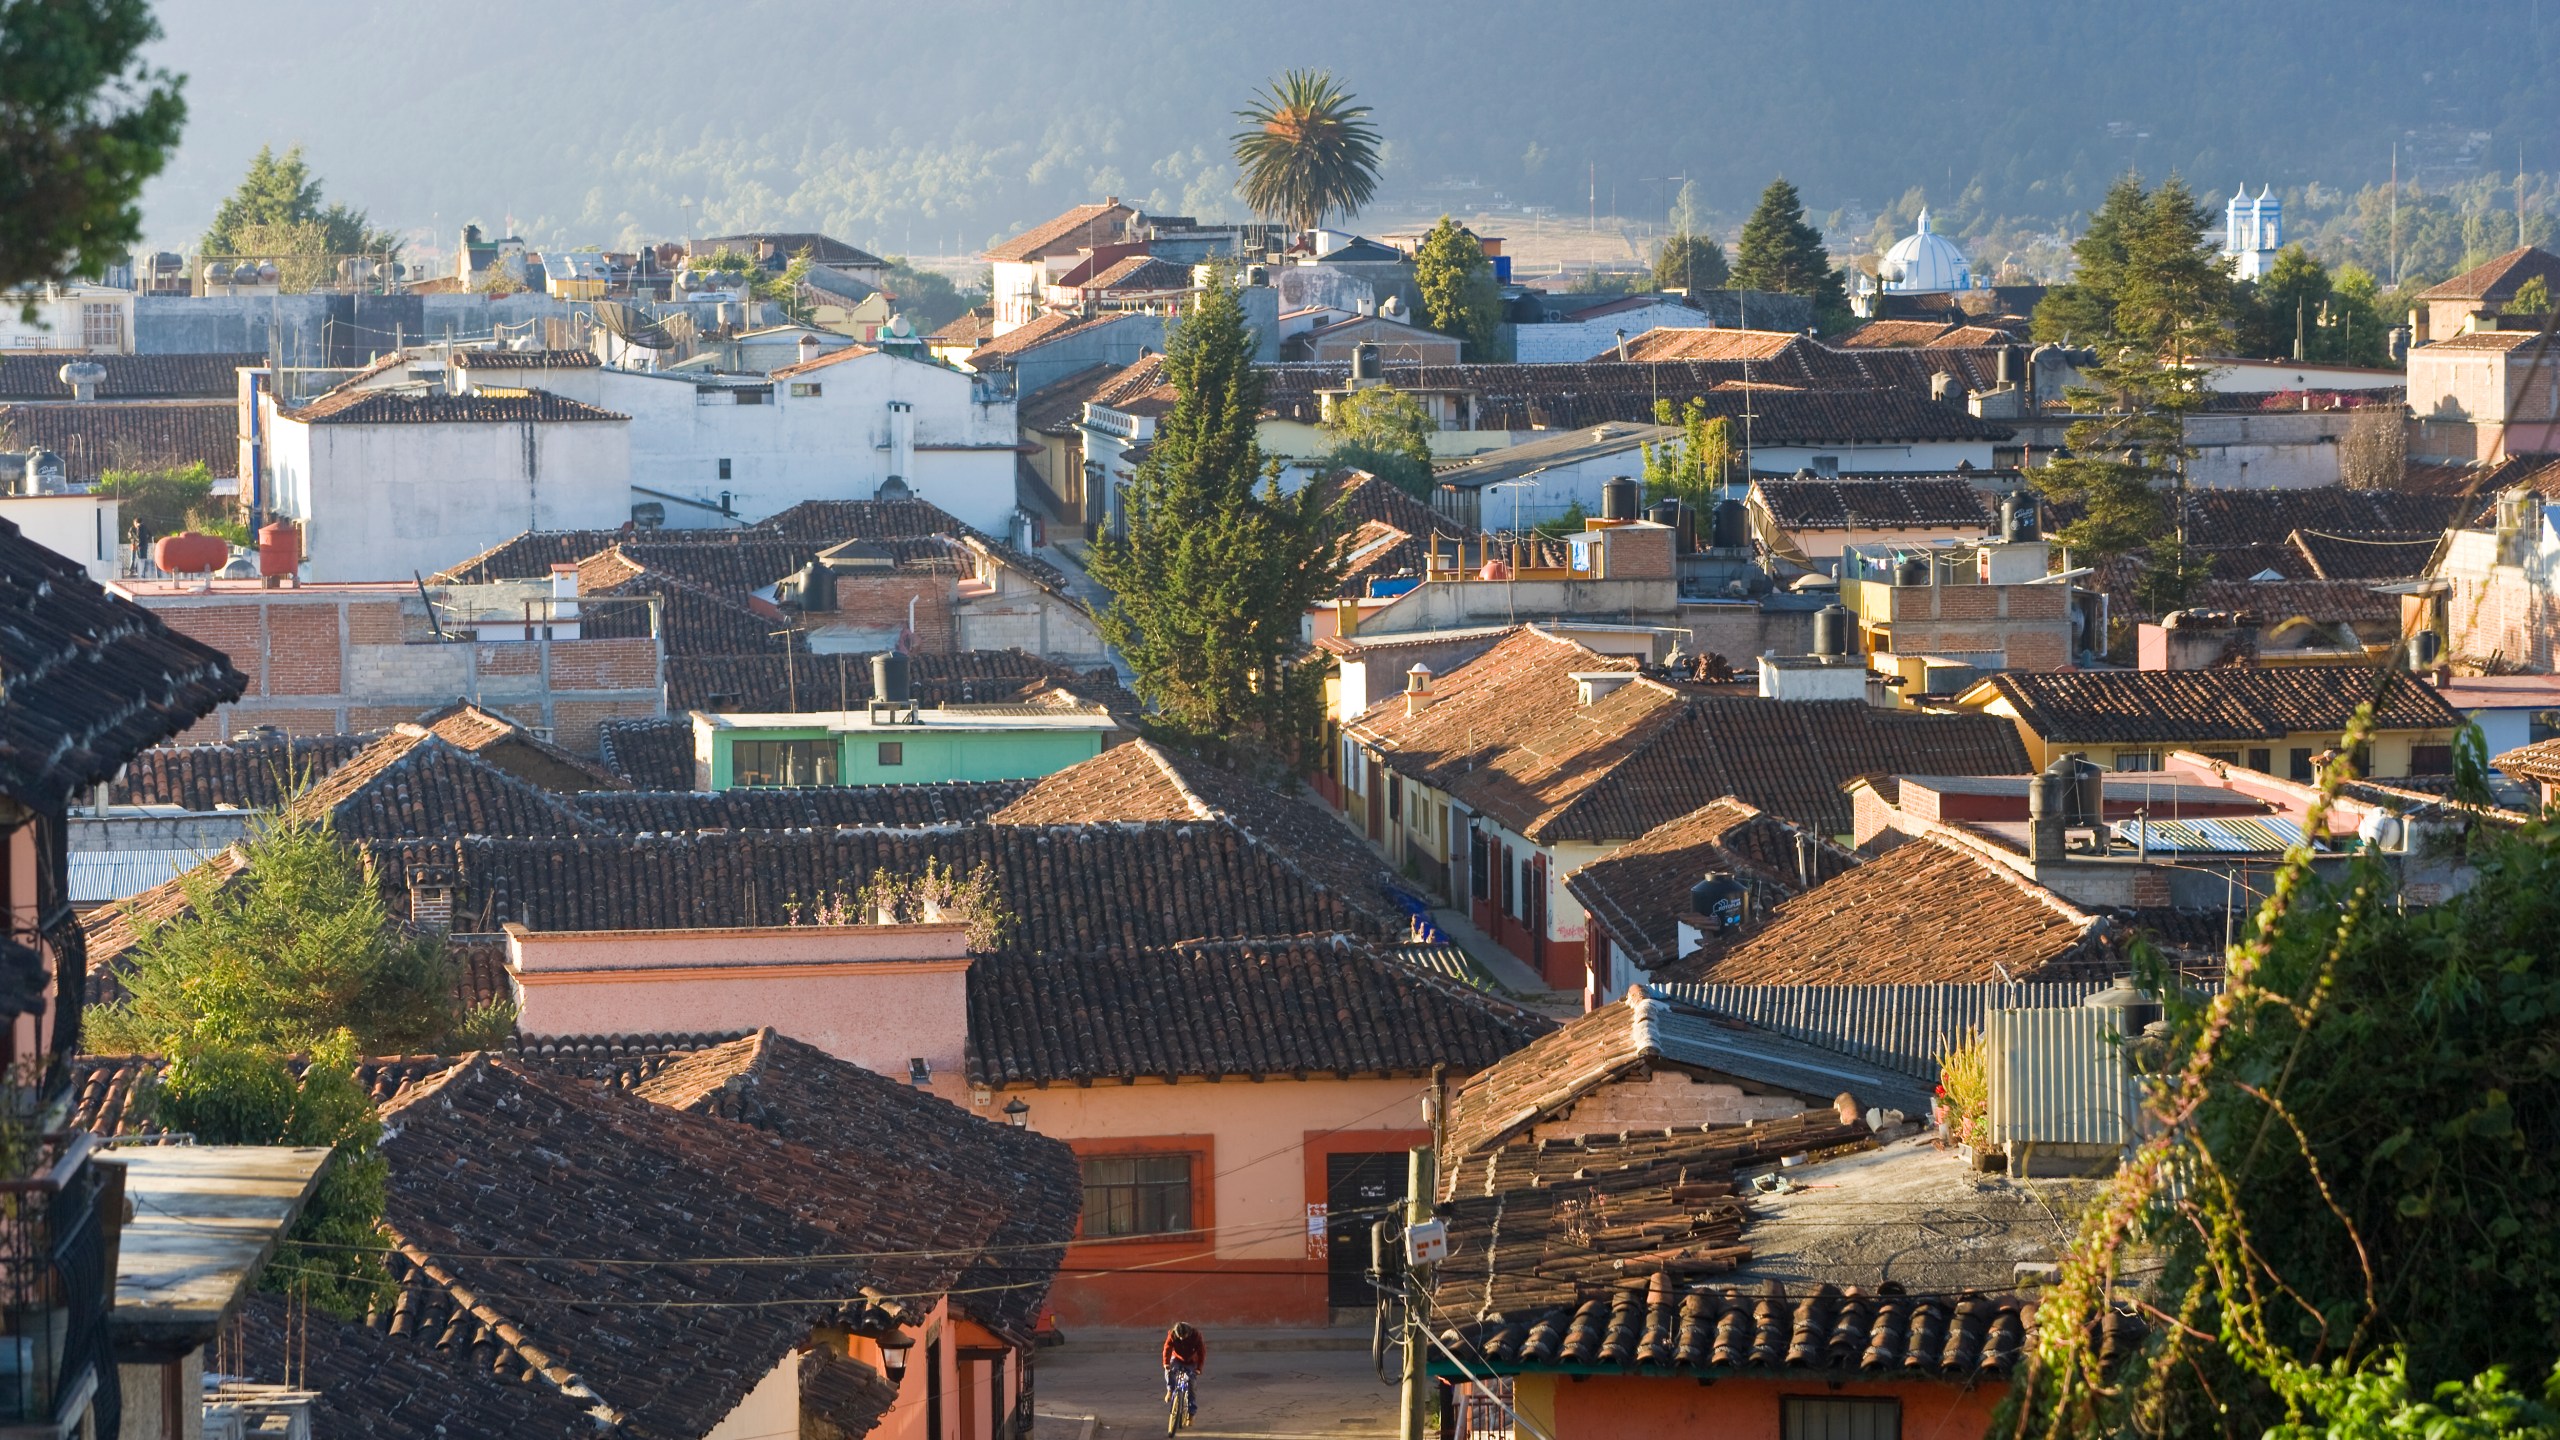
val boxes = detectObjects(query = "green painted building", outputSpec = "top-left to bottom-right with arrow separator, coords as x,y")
690,707 -> 1119,789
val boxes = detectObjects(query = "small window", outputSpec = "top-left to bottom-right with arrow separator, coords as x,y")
1080,1153 -> 1194,1238
1811,454 -> 1841,477
2410,744 -> 2453,776
717,458 -> 732,480
877,741 -> 904,766
2113,751 -> 2159,772
81,303 -> 123,350
790,382 -> 822,398
1782,1395 -> 1899,1440
734,388 -> 766,405
2247,748 -> 2273,774
731,738 -> 838,787
2289,747 -> 2316,781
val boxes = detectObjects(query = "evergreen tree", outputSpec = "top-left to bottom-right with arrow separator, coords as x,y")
1089,274 -> 1346,749
1652,232 -> 1729,293
1729,179 -> 1849,330
2238,244 -> 2332,359
2031,174 -> 2149,343
1413,216 -> 1503,358
202,145 -> 394,257
1319,385 -> 1436,498
2030,177 -> 2233,617
0,0 -> 185,301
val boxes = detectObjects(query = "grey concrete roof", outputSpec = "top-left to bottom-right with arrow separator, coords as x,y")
1730,1136 -> 2094,1297
112,1145 -> 332,1352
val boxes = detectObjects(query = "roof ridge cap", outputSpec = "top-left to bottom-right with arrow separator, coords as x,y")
389,1225 -> 625,1425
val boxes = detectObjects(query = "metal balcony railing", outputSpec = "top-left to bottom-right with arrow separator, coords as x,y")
0,1134 -> 119,1434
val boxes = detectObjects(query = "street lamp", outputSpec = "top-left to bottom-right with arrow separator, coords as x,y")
1003,1098 -> 1031,1129
877,1329 -> 915,1380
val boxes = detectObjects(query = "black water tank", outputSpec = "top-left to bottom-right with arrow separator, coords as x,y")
2000,490 -> 2039,543
1812,603 -> 1854,657
1689,871 -> 1747,931
1351,341 -> 1380,384
1601,476 -> 1640,521
796,558 -> 835,612
1710,498 -> 1749,549
872,651 -> 912,706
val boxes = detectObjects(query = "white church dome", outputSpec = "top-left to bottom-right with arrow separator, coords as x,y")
1879,209 -> 1973,293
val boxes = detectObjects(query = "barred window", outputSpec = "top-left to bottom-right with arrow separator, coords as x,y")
731,739 -> 837,787
1080,1153 -> 1193,1238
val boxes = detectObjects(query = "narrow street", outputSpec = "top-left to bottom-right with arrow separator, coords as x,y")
1035,1333 -> 1399,1440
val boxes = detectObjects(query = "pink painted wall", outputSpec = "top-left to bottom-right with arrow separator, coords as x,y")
989,1075 -> 1433,1327
505,923 -> 973,1094
1538,1369 -> 2007,1440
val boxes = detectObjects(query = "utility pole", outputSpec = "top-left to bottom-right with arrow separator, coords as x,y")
1398,1143 -> 1439,1440
2390,143 -> 2400,287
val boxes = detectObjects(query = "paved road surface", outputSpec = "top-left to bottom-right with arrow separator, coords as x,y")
1036,1342 -> 1400,1440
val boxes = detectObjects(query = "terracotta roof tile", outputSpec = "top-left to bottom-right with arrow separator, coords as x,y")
0,352 -> 260,400
598,716 -> 694,788
412,699 -> 629,790
2494,737 -> 2560,783
282,727 -> 602,841
445,348 -> 599,371
0,518 -> 244,811
1752,477 -> 1995,530
964,935 -> 1550,1086
1084,255 -> 1191,293
2415,245 -> 2560,302
1348,627 -> 1631,791
1678,837 -> 2113,985
1450,682 -> 2032,841
767,342 -> 881,380
1564,799 -> 1857,970
0,400 -> 238,481
985,202 -> 1136,263
1613,329 -> 1806,363
227,1289 -> 603,1440
1833,319 -> 1956,349
2192,579 -> 2398,627
967,310 -> 1130,366
1984,665 -> 2461,744
666,650 -> 1130,712
577,779 -> 1031,830
111,732 -> 375,809
280,389 -> 627,424
361,822 -> 1386,951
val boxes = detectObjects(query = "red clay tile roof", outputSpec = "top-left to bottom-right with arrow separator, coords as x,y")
927,309 -> 994,347
1084,255 -> 1192,293
2193,579 -> 2399,627
985,202 -> 1136,263
630,1029 -> 1081,1338
0,352 -> 261,400
598,716 -> 695,788
1614,329 -> 1806,363
995,740 -> 1413,929
0,518 -> 244,811
363,822 -> 1388,951
1752,476 -> 1996,530
1982,665 -> 2461,744
966,310 -> 1132,366
1677,836 -> 2113,985
1564,799 -> 1857,970
2287,530 -> 2442,581
2495,736 -> 2560,783
1834,319 -> 1957,349
1450,682 -> 2033,842
370,1054 -> 1005,1437
666,649 -> 1132,713
695,232 -> 888,268
767,342 -> 881,380
0,400 -> 238,481
1016,362 -> 1121,435
413,699 -> 630,790
2409,329 -> 2560,353
1348,627 -> 1631,790
280,389 -> 627,424
446,348 -> 599,370
283,727 -> 602,841
111,732 -> 375,809
964,934 -> 1551,1086
2415,245 -> 2560,302
576,779 -> 1032,830
228,1287 -> 609,1440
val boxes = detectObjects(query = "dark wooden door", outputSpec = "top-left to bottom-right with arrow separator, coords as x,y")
1327,1152 -> 1407,1306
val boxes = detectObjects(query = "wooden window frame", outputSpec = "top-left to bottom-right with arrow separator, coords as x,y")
1064,1135 -> 1214,1253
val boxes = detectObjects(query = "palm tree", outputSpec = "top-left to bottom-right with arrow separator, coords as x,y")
1231,70 -> 1383,234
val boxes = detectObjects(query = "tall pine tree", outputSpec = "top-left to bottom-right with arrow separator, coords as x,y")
1729,179 -> 1849,331
2030,174 -> 2148,344
1089,274 -> 1345,749
2031,177 -> 2235,617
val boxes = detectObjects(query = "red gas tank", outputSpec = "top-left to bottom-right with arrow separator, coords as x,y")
151,531 -> 230,575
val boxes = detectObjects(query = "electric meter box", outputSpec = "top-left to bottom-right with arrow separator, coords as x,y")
1404,1218 -> 1449,1266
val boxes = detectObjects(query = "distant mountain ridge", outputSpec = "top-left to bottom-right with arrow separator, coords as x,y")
136,0 -> 2560,258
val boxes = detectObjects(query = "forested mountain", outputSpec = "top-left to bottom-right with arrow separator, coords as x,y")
140,0 -> 2560,269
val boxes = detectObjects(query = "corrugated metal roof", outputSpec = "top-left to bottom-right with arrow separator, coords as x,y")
2110,815 -> 2316,854
71,849 -> 212,905
1986,1007 -> 2136,1147
1648,981 -> 2110,1078
1640,999 -> 1936,1116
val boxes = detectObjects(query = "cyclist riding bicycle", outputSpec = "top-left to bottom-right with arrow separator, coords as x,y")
1162,1321 -> 1206,1424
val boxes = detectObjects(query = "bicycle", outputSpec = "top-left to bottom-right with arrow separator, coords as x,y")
1164,1362 -> 1197,1435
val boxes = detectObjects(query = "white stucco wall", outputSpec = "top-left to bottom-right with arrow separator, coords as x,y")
1513,303 -> 1716,363
269,413 -> 631,582
0,494 -> 119,581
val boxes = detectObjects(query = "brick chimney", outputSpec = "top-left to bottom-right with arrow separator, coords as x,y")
2138,610 -> 2261,671
407,865 -> 457,932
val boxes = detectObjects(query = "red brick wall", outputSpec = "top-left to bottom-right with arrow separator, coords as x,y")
345,601 -> 409,646
546,638 -> 661,691
550,699 -> 660,754
159,606 -> 265,692
475,643 -> 542,678
834,574 -> 957,654
264,606 -> 343,696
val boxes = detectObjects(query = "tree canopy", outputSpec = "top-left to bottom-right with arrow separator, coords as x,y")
1640,396 -> 1735,509
201,144 -> 394,257
1653,232 -> 1729,293
1089,273 -> 1345,750
1231,69 -> 1380,233
1412,216 -> 1503,359
2010,744 -> 2560,1438
0,0 -> 185,298
1320,384 -> 1436,498
1730,178 -> 1850,330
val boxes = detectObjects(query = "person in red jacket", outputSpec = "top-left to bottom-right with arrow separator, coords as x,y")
1162,1322 -> 1206,1422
